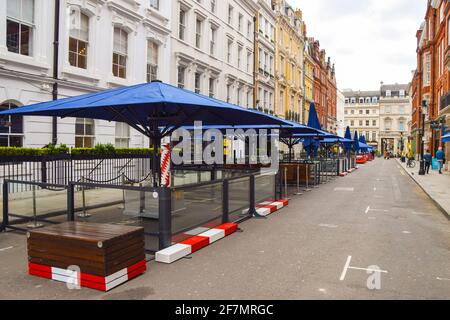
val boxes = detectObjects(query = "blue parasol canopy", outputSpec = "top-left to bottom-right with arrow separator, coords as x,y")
442,132 -> 450,143
0,81 -> 291,138
343,126 -> 353,152
303,103 -> 322,157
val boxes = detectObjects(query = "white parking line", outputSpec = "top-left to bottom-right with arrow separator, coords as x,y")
436,277 -> 450,281
348,266 -> 388,273
319,224 -> 339,229
340,256 -> 352,281
0,246 -> 13,252
365,206 -> 370,214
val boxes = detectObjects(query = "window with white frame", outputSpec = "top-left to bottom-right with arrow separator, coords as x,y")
209,78 -> 215,98
75,118 -> 95,148
195,17 -> 202,49
146,41 -> 158,82
210,0 -> 216,13
423,53 -> 431,86
228,5 -> 233,26
6,0 -> 34,56
247,51 -> 251,73
115,122 -> 130,148
177,65 -> 186,88
238,45 -> 243,68
210,25 -> 216,55
179,8 -> 186,40
112,27 -> 128,78
149,0 -> 159,10
238,14 -> 243,33
226,84 -> 231,103
227,39 -> 232,64
194,72 -> 201,94
68,8 -> 89,69
0,102 -> 23,147
399,120 -> 405,132
237,87 -> 241,106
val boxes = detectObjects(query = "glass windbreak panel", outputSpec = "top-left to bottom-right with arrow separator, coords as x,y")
6,183 -> 67,229
255,174 -> 275,203
171,182 -> 223,242
228,177 -> 250,221
172,170 -> 200,187
74,184 -> 159,252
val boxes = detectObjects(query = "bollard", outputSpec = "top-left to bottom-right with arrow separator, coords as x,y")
77,177 -> 91,218
2,181 -> 9,230
294,164 -> 303,196
27,185 -> 43,229
67,183 -> 75,222
222,180 -> 229,223
158,187 -> 172,250
121,173 -> 126,210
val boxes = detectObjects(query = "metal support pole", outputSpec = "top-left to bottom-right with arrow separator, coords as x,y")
294,164 -> 303,196
27,185 -> 43,229
121,173 -> 126,209
2,181 -> 9,231
139,182 -> 145,214
284,167 -> 289,199
158,187 -> 172,250
78,177 -> 91,218
304,164 -> 312,192
67,183 -> 75,222
222,180 -> 229,223
248,175 -> 265,219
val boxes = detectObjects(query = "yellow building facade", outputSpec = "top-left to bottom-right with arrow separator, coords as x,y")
273,2 -> 305,122
303,39 -> 315,125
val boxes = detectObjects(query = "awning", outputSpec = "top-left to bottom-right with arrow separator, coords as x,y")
442,133 -> 450,143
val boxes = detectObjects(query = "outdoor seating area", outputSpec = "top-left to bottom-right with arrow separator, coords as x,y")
0,81 -> 362,291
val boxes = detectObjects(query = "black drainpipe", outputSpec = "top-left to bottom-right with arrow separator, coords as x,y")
52,0 -> 60,145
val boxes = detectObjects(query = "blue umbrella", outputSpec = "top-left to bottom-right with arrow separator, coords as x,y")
303,103 -> 322,157
0,81 -> 292,185
343,126 -> 353,153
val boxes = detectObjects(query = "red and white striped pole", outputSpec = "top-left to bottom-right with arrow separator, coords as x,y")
160,143 -> 171,187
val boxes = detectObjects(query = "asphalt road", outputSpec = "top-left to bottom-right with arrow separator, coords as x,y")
0,158 -> 449,299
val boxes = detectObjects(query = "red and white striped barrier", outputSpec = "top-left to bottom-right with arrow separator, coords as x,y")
339,172 -> 348,177
161,143 -> 171,187
244,199 -> 289,217
28,259 -> 146,292
156,223 -> 238,264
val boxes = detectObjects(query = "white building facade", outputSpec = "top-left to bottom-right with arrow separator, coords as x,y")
0,0 -> 172,148
343,90 -> 381,150
336,89 -> 345,137
170,0 -> 257,108
379,84 -> 411,155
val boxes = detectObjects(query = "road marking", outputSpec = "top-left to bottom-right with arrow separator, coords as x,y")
340,256 -> 352,281
373,187 -> 377,191
348,266 -> 388,273
319,224 -> 339,229
334,187 -> 354,192
402,231 -> 412,234
436,277 -> 450,281
0,246 -> 13,252
318,288 -> 327,293
400,171 -> 406,176
365,206 -> 370,214
370,208 -> 389,213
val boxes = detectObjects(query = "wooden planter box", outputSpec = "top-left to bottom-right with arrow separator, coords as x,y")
27,222 -> 146,291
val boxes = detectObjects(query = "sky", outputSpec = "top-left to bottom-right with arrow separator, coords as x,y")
290,0 -> 428,91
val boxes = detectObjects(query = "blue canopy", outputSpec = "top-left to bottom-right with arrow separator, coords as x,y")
353,131 -> 359,151
321,137 -> 354,144
343,126 -> 353,152
303,103 -> 322,157
442,132 -> 450,143
0,81 -> 290,138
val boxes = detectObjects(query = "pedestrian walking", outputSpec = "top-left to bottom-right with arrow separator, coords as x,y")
424,150 -> 432,174
436,147 -> 445,174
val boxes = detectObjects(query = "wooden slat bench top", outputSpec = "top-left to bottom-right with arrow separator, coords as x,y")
28,222 -> 144,247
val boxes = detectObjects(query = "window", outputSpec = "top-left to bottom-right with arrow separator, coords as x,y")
399,90 -> 405,97
238,14 -> 243,33
237,46 -> 242,68
210,0 -> 216,13
237,87 -> 241,106
112,28 -> 128,78
399,106 -> 405,114
359,120 -> 363,126
385,119 -> 392,131
149,0 -> 159,10
247,21 -> 252,38
372,97 -> 378,103
279,90 -> 284,114
227,39 -> 232,64
247,52 -> 251,73
226,84 -> 231,103
177,66 -> 186,88
372,132 -> 377,141
399,121 -> 405,132
269,56 -> 273,75
179,8 -> 186,40
351,98 -> 356,104
0,102 -> 23,147
366,110 -> 370,115
146,41 -> 158,82
75,118 -> 95,148
195,18 -> 202,49
350,120 -> 354,126
210,25 -> 216,55
68,8 -> 89,69
194,72 -> 201,94
209,78 -> 215,98
359,98 -> 364,104
115,122 -> 130,148
228,5 -> 233,26
372,120 -> 376,126
359,110 -> 363,115
386,90 -> 391,97
366,120 -> 370,127
6,0 -> 34,56
351,110 -> 355,115
385,106 -> 391,114
423,53 -> 431,86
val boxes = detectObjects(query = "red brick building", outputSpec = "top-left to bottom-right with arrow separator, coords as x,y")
411,0 -> 449,165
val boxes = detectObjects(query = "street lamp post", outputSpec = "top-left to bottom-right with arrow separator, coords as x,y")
418,100 -> 428,176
